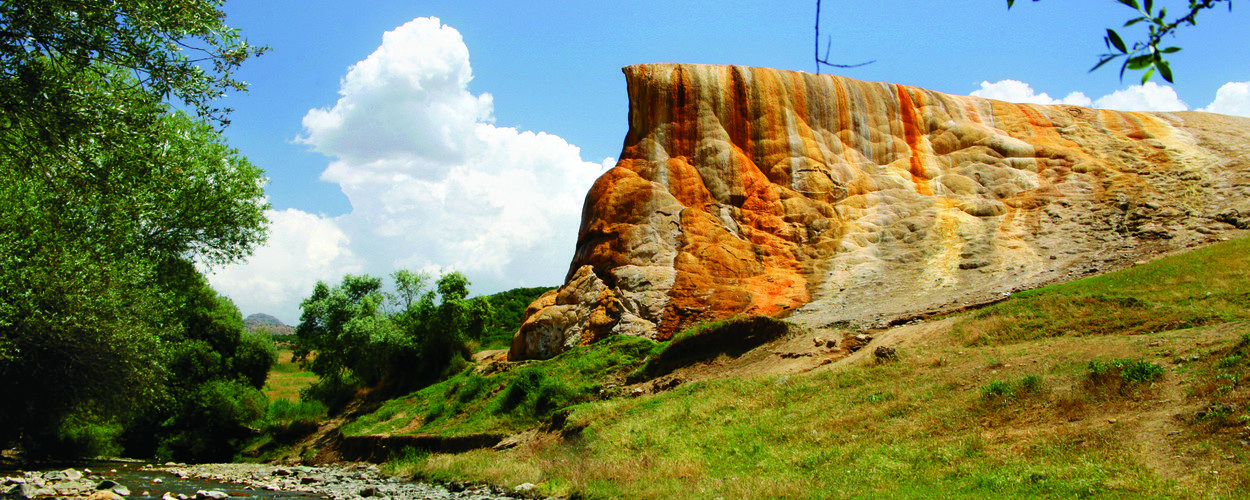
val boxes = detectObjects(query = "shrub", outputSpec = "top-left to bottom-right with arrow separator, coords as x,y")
1219,355 -> 1243,369
534,380 -> 578,416
424,402 -> 447,423
300,376 -> 360,414
155,380 -> 268,462
1086,358 -> 1165,396
457,374 -> 491,404
52,415 -> 124,459
981,380 -> 1017,401
234,330 -> 280,389
1019,374 -> 1044,394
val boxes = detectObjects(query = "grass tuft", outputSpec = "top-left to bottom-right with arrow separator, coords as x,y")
980,374 -> 1045,403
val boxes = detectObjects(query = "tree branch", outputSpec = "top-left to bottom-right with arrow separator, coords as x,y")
814,0 -> 875,74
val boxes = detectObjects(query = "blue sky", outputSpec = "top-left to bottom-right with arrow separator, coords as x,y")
204,1 -> 1250,323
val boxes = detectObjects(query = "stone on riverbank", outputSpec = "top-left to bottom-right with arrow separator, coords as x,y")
85,490 -> 125,500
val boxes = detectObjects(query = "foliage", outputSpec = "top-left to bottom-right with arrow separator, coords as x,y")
117,262 -> 278,461
476,286 -> 554,350
295,270 -> 489,408
0,69 -> 269,265
154,379 -> 268,462
1087,358 -> 1165,385
343,335 -> 661,438
0,0 -> 266,156
379,245 -> 1250,499
1007,0 -> 1233,83
391,356 -> 1191,499
0,87 -> 268,452
0,251 -> 166,454
1085,358 -> 1166,397
49,413 -> 125,459
0,0 -> 268,458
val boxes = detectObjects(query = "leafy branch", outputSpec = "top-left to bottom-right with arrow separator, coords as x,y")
1008,0 -> 1233,83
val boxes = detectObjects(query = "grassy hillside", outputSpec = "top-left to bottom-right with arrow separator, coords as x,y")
263,349 -> 317,402
344,335 -> 662,438
344,236 -> 1250,499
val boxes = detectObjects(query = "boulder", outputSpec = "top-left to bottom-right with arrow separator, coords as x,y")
85,491 -> 125,500
4,483 -> 35,500
95,479 -> 130,497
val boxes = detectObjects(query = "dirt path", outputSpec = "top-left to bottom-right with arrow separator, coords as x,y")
1130,376 -> 1203,484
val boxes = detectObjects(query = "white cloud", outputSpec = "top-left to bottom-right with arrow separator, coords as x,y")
971,80 -> 1092,106
1198,82 -> 1250,117
972,79 -> 1228,117
205,208 -> 362,323
973,79 -> 1250,120
299,16 -> 494,179
1092,82 -> 1188,111
212,17 -> 609,323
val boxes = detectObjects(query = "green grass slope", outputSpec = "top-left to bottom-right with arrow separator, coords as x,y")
355,236 -> 1250,499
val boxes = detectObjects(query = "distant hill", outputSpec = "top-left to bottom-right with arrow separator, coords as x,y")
244,313 -> 295,337
244,313 -> 284,326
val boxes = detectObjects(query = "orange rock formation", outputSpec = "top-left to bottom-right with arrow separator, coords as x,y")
509,63 -> 1250,361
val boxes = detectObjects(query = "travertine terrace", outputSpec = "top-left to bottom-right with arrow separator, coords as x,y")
510,63 -> 1250,360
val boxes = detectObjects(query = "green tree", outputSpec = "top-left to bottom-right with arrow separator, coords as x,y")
118,260 -> 277,462
0,65 -> 268,453
0,0 -> 266,156
1008,0 -> 1233,83
476,286 -> 554,350
295,271 -> 488,410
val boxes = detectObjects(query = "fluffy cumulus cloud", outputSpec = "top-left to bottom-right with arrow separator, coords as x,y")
973,79 -> 1250,118
208,17 -> 610,323
1091,82 -> 1188,111
1199,82 -> 1250,117
971,80 -> 1092,106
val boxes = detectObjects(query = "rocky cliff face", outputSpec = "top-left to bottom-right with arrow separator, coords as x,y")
509,63 -> 1250,361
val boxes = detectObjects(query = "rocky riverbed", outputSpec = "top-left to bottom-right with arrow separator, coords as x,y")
149,463 -> 543,500
2,463 -> 546,500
